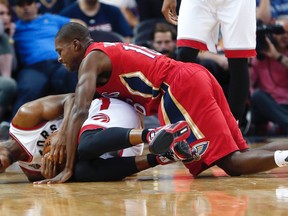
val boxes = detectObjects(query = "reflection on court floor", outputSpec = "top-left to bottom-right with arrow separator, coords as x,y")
1,139 -> 288,215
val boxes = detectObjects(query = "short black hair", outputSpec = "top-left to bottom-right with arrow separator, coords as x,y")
15,0 -> 36,6
56,22 -> 91,43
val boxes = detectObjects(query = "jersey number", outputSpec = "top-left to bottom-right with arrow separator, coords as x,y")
123,44 -> 161,59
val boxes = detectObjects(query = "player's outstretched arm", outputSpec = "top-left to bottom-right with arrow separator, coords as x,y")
35,51 -> 111,184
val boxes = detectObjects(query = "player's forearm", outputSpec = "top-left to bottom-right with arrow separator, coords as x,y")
64,108 -> 88,170
58,94 -> 75,136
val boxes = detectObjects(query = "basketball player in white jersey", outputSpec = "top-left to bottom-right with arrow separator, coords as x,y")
0,94 -> 192,182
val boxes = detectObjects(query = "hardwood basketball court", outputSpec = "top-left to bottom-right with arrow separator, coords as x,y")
1,138 -> 288,216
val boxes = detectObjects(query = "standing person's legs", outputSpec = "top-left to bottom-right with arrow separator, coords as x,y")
227,58 -> 250,121
219,0 -> 256,122
176,0 -> 219,62
177,47 -> 199,62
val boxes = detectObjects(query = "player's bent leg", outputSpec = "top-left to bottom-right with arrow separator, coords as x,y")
148,120 -> 191,154
73,157 -> 139,182
78,128 -> 133,160
216,149 -> 280,176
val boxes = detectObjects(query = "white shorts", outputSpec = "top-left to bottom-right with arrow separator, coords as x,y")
177,0 -> 256,58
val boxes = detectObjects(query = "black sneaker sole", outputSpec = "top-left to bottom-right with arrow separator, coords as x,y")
149,130 -> 174,154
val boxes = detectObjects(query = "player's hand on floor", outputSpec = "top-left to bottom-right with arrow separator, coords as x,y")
33,168 -> 72,184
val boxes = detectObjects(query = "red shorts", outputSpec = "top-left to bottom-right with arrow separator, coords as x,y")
158,63 -> 248,176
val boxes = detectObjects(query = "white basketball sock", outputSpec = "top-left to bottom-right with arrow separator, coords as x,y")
274,150 -> 288,167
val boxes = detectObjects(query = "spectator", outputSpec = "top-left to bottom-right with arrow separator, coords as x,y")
59,0 -> 133,42
99,0 -> 139,29
0,22 -> 16,137
8,0 -> 77,16
0,0 -> 14,38
37,0 -> 77,14
250,16 -> 288,136
256,0 -> 272,24
0,1 -> 17,139
150,22 -> 176,59
11,0 -> 83,117
256,0 -> 288,24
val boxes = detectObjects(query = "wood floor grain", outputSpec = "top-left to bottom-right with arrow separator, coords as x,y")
1,138 -> 288,216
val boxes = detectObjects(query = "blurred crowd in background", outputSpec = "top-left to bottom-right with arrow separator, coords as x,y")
1,0 -> 288,140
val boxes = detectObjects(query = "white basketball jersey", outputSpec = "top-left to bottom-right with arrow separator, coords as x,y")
9,98 -> 143,175
10,118 -> 63,174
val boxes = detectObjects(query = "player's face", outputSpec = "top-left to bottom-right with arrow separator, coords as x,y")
0,146 -> 12,173
55,38 -> 82,72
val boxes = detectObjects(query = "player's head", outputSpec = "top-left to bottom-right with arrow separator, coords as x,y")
55,22 -> 93,72
0,139 -> 16,173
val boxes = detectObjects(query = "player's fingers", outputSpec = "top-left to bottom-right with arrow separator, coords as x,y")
59,147 -> 65,164
52,146 -> 60,164
52,163 -> 57,178
33,177 -> 59,184
33,179 -> 50,184
41,155 -> 49,177
47,161 -> 53,179
47,159 -> 53,178
161,6 -> 171,22
168,10 -> 178,25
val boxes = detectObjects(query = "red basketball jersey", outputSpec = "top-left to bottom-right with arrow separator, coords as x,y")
85,42 -> 183,116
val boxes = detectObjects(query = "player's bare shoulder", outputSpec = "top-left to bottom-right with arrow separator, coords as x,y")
80,49 -> 112,76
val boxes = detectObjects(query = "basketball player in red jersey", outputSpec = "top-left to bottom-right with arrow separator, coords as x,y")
39,22 -> 288,184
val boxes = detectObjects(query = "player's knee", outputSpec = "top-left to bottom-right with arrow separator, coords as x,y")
215,152 -> 243,176
78,130 -> 102,159
177,47 -> 199,63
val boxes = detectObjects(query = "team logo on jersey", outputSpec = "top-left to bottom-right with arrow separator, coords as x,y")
92,113 -> 110,123
190,141 -> 209,161
101,92 -> 120,98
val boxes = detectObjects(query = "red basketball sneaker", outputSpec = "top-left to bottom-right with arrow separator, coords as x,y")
148,120 -> 191,155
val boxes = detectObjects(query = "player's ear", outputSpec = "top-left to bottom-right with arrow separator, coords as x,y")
72,39 -> 82,51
